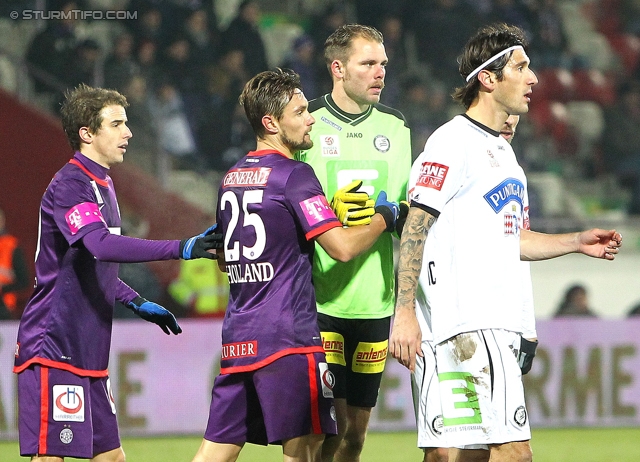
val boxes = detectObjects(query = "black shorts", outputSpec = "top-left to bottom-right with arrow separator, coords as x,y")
317,313 -> 391,408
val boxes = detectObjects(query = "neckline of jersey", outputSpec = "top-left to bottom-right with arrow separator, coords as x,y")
69,154 -> 109,187
323,94 -> 373,126
248,149 -> 288,159
461,113 -> 501,138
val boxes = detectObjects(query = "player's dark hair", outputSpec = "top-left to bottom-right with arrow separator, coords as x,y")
240,68 -> 303,139
61,83 -> 129,151
453,23 -> 528,109
323,24 -> 384,71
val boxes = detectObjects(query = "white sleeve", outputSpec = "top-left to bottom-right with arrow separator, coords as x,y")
408,129 -> 466,212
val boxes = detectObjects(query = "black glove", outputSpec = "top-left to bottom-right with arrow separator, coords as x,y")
518,337 -> 538,374
395,200 -> 410,237
127,296 -> 182,335
179,224 -> 223,260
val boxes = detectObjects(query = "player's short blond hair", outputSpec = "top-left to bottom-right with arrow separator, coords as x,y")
323,24 -> 383,71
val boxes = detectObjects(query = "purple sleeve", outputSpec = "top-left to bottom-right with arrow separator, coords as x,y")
82,228 -> 180,262
287,163 -> 340,239
54,177 -> 105,246
116,278 -> 139,305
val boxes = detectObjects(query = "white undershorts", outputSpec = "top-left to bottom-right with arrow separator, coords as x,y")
412,341 -> 448,449
435,329 -> 531,447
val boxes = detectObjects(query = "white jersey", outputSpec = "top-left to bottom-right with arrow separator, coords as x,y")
408,115 -> 528,344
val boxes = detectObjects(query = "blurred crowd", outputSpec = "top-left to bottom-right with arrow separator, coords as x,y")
2,0 -> 640,318
3,0 -> 640,214
3,0 -> 640,184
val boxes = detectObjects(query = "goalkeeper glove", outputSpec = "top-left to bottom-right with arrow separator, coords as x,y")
332,198 -> 375,226
127,296 -> 182,335
517,337 -> 538,375
331,180 -> 375,226
395,200 -> 410,237
332,180 -> 370,204
374,191 -> 400,232
179,224 -> 223,260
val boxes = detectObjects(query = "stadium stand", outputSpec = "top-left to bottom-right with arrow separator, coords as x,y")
2,0 -> 640,247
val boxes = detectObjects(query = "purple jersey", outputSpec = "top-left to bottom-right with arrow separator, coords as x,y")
216,150 -> 341,374
16,154 -> 136,376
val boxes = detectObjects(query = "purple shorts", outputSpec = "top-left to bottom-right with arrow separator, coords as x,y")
17,365 -> 120,458
204,351 -> 337,445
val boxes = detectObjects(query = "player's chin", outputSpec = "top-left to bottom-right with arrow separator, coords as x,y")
111,153 -> 125,165
293,139 -> 313,151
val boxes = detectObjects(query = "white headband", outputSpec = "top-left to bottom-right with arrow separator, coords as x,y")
465,45 -> 523,82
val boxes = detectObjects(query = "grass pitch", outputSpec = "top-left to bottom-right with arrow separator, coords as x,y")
1,428 -> 639,461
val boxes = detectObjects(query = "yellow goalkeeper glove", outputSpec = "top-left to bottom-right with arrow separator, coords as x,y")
331,180 -> 375,226
332,180 -> 370,203
333,198 -> 376,226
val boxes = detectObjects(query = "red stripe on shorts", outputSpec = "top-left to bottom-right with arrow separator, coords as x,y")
307,353 -> 322,434
39,366 -> 49,454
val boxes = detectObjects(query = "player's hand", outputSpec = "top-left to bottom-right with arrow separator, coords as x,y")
179,224 -> 223,260
577,228 -> 622,260
331,180 -> 375,226
127,296 -> 182,335
395,201 -> 410,237
333,180 -> 370,204
332,198 -> 376,226
518,337 -> 538,374
390,309 -> 423,372
374,191 -> 400,232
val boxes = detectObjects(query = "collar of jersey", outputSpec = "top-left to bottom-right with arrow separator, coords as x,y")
323,94 -> 373,126
461,114 -> 501,137
69,153 -> 109,187
248,149 -> 288,158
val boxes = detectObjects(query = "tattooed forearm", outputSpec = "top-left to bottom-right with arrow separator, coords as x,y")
396,209 -> 436,311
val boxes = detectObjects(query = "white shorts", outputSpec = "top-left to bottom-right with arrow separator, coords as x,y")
412,341 -> 448,449
435,329 -> 531,447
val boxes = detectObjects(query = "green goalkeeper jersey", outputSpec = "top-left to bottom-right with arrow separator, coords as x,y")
297,94 -> 411,319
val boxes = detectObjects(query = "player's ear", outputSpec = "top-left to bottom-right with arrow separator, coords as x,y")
477,70 -> 495,90
330,60 -> 344,79
262,115 -> 278,134
79,126 -> 93,144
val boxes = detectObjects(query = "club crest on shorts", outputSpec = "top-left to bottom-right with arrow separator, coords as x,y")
432,415 -> 444,435
60,427 -> 74,444
514,405 -> 527,427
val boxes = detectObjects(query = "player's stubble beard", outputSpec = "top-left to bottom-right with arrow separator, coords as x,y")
281,131 -> 313,152
343,67 -> 384,106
